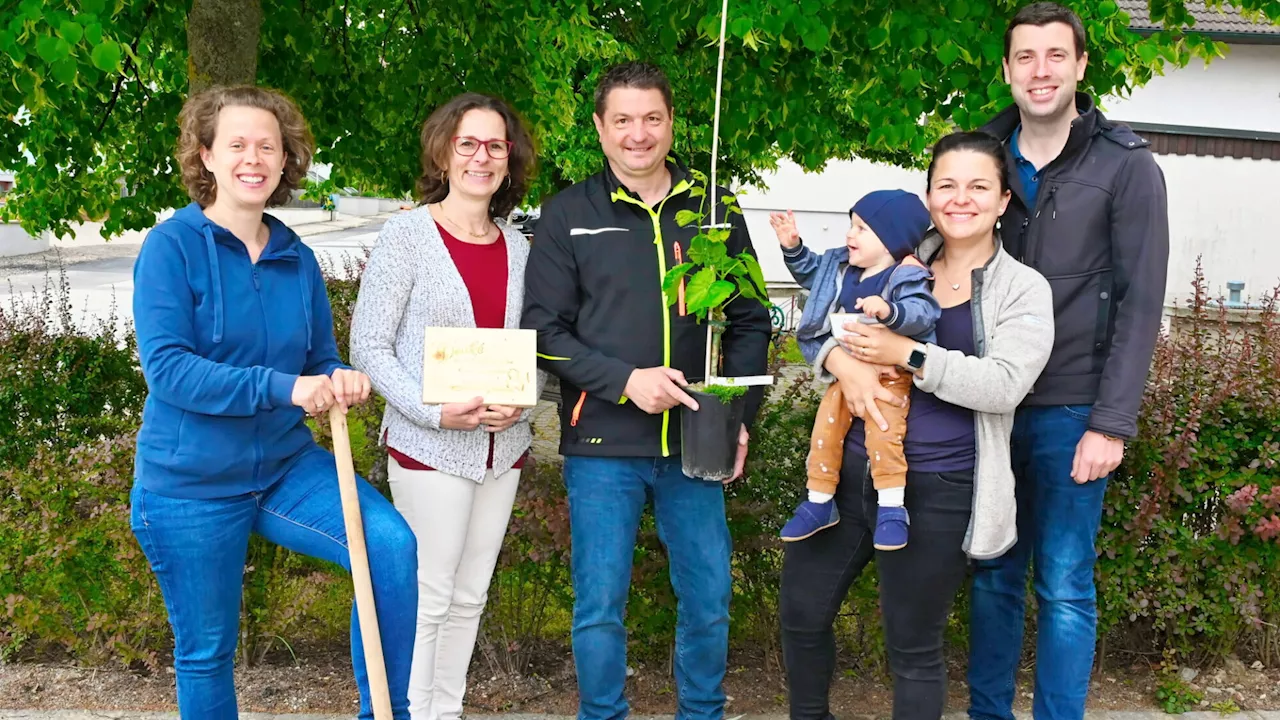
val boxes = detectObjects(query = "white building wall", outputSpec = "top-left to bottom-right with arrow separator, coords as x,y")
1102,45 -> 1280,134
1156,153 -> 1279,305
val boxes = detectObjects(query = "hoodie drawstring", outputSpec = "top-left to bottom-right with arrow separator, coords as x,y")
297,259 -> 314,353
203,226 -> 225,344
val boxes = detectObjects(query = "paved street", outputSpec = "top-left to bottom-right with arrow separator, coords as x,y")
0,215 -> 390,333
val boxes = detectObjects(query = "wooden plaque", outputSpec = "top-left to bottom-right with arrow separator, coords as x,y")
421,327 -> 539,408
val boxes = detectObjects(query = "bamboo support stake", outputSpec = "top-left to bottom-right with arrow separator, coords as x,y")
706,0 -> 730,384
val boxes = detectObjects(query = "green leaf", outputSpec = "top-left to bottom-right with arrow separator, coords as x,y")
689,233 -> 728,266
740,253 -> 767,299
685,267 -> 717,313
58,21 -> 83,46
36,35 -> 63,64
688,186 -> 705,198
900,68 -> 922,90
81,0 -> 106,14
867,26 -> 889,49
729,17 -> 752,38
51,57 -> 77,85
84,23 -> 102,46
705,280 -> 736,309
801,24 -> 829,52
90,39 -> 121,72
662,262 -> 695,306
937,41 -> 960,66
675,209 -> 701,227
1098,0 -> 1119,18
1136,42 -> 1159,64
688,273 -> 735,315
1105,48 -> 1126,67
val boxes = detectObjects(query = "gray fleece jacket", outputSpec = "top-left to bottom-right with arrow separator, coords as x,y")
810,231 -> 1054,559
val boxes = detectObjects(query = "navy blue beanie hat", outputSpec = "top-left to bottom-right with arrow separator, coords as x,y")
849,189 -> 931,262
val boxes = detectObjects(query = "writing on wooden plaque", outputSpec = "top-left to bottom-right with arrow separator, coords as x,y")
421,327 -> 539,408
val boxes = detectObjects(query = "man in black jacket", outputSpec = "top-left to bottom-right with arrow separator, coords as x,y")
967,5 -> 1170,720
521,62 -> 771,720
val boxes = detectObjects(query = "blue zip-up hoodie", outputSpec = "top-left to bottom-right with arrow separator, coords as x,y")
783,242 -> 940,366
132,202 -> 347,499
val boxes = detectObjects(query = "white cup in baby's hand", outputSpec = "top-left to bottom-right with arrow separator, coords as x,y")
829,311 -> 867,340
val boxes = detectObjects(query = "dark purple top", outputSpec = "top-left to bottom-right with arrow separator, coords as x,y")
846,301 -> 977,473
838,265 -> 892,313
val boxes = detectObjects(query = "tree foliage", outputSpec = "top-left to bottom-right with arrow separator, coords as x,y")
2,0 -> 1277,238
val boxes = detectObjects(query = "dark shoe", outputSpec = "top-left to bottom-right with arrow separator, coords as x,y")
874,505 -> 910,550
780,500 -> 840,542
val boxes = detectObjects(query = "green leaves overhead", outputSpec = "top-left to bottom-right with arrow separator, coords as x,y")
2,0 -> 1275,238
90,40 -> 122,72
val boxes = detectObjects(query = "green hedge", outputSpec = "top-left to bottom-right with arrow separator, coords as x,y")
2,260 -> 1277,680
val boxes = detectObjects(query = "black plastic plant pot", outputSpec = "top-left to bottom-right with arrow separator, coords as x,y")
680,388 -> 747,482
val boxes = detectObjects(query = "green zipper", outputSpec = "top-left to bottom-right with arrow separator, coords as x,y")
610,179 -> 692,457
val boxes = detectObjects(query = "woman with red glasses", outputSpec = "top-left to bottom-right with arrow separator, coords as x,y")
350,93 -> 541,720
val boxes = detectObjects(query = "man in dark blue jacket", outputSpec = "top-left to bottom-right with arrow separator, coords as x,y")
967,4 -> 1170,720
521,62 -> 771,720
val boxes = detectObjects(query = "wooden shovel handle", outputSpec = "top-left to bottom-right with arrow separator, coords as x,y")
330,406 -> 393,719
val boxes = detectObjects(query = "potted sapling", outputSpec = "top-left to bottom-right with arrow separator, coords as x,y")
663,182 -> 773,481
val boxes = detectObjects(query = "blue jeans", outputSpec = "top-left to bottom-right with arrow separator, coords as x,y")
130,446 -> 418,719
564,456 -> 732,720
968,405 -> 1109,720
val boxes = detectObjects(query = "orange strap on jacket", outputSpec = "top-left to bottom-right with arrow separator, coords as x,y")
570,390 -> 587,427
673,242 -> 687,316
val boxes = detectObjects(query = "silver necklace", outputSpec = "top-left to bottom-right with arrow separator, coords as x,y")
935,263 -> 963,291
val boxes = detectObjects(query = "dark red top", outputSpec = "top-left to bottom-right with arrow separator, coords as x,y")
388,223 -> 526,472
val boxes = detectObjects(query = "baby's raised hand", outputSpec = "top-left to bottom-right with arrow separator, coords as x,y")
768,209 -> 800,249
855,295 -> 892,321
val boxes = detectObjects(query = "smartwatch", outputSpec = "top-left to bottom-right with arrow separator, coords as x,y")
906,344 -> 927,372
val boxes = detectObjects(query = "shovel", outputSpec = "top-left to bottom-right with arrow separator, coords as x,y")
330,406 -> 393,719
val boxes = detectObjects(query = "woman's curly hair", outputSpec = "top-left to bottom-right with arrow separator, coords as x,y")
177,85 -> 314,208
416,93 -> 535,219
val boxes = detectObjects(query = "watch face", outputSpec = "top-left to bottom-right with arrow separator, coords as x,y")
909,349 -> 926,369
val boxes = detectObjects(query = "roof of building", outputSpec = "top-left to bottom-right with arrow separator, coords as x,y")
1121,0 -> 1280,38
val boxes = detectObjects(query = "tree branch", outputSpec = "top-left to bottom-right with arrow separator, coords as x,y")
97,3 -> 155,133
380,0 -> 408,56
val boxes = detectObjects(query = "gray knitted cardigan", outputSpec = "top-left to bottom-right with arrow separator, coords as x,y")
349,205 -> 545,483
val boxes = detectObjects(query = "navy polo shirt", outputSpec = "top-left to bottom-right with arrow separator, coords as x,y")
1010,125 -> 1041,209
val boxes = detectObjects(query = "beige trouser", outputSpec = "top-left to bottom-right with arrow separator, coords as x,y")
387,457 -> 521,720
806,375 -> 912,495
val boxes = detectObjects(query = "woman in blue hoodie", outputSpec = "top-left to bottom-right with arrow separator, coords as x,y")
130,85 -> 418,719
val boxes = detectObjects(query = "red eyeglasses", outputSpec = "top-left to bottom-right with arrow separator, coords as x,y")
453,136 -> 513,159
